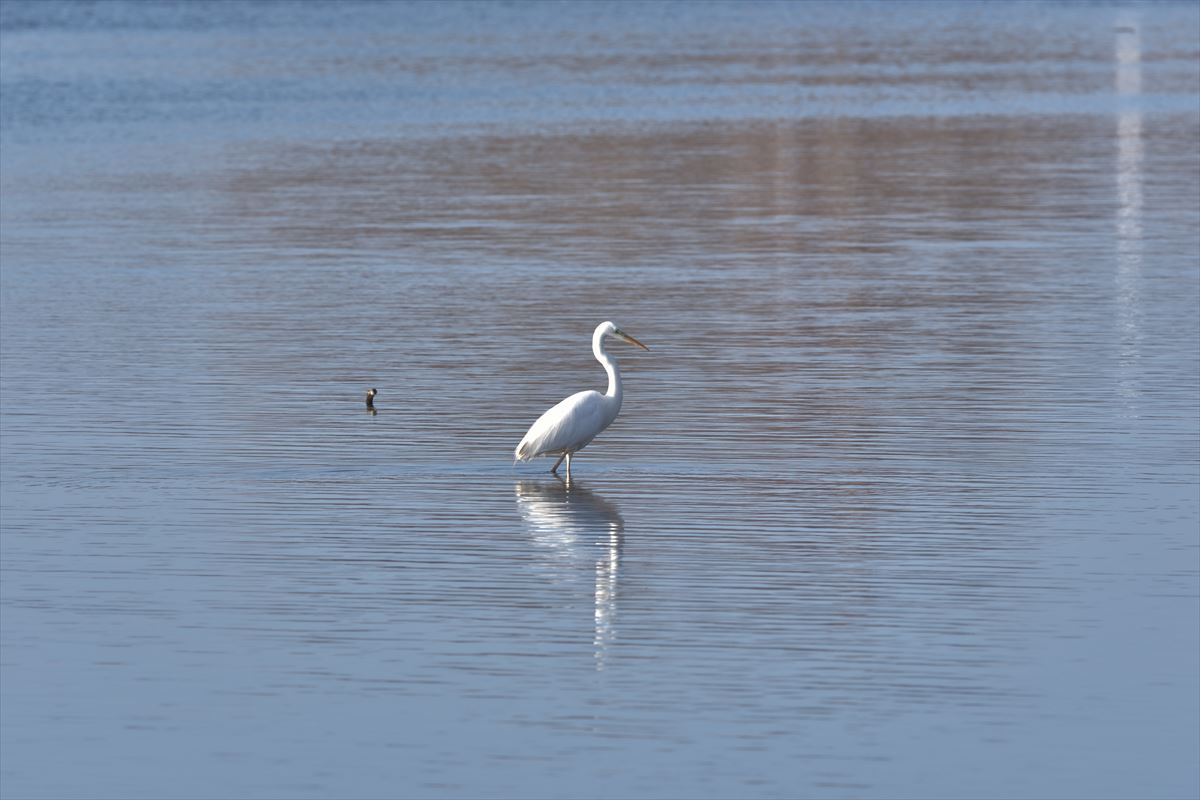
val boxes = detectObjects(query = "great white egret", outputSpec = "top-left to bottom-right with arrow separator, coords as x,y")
514,321 -> 649,477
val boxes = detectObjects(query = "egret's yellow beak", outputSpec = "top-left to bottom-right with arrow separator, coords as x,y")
615,330 -> 649,351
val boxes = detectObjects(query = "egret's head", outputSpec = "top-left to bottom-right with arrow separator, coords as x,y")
598,320 -> 649,351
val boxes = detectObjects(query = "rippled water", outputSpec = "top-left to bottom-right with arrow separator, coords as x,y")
2,2 -> 1198,798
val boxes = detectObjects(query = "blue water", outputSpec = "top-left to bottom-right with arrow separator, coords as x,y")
2,2 -> 1198,798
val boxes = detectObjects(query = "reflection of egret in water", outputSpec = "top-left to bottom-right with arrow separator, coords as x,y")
514,480 -> 623,669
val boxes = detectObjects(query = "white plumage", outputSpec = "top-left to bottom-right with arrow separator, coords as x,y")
515,321 -> 649,477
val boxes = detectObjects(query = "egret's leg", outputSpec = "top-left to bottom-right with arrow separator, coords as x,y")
565,452 -> 572,478
550,453 -> 566,474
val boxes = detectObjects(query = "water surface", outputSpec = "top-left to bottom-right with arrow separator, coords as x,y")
2,2 -> 1198,798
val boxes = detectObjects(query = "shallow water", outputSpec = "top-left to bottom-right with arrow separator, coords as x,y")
2,2 -> 1198,798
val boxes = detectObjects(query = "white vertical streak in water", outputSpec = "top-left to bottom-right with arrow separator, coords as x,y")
594,525 -> 619,671
1115,12 -> 1143,412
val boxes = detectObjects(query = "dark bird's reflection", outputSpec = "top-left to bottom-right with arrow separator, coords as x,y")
514,479 -> 623,669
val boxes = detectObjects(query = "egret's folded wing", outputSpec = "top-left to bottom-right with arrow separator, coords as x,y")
515,390 -> 605,461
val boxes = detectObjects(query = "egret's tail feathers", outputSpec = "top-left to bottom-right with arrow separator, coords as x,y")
514,440 -> 534,462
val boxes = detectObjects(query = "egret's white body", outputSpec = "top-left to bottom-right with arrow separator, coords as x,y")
515,321 -> 648,477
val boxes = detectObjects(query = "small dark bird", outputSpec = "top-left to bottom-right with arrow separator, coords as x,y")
365,387 -> 378,413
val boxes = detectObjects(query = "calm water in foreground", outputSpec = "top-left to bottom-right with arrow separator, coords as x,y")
2,2 -> 1198,798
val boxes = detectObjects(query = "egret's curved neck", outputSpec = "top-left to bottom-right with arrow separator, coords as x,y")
593,331 -> 622,402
